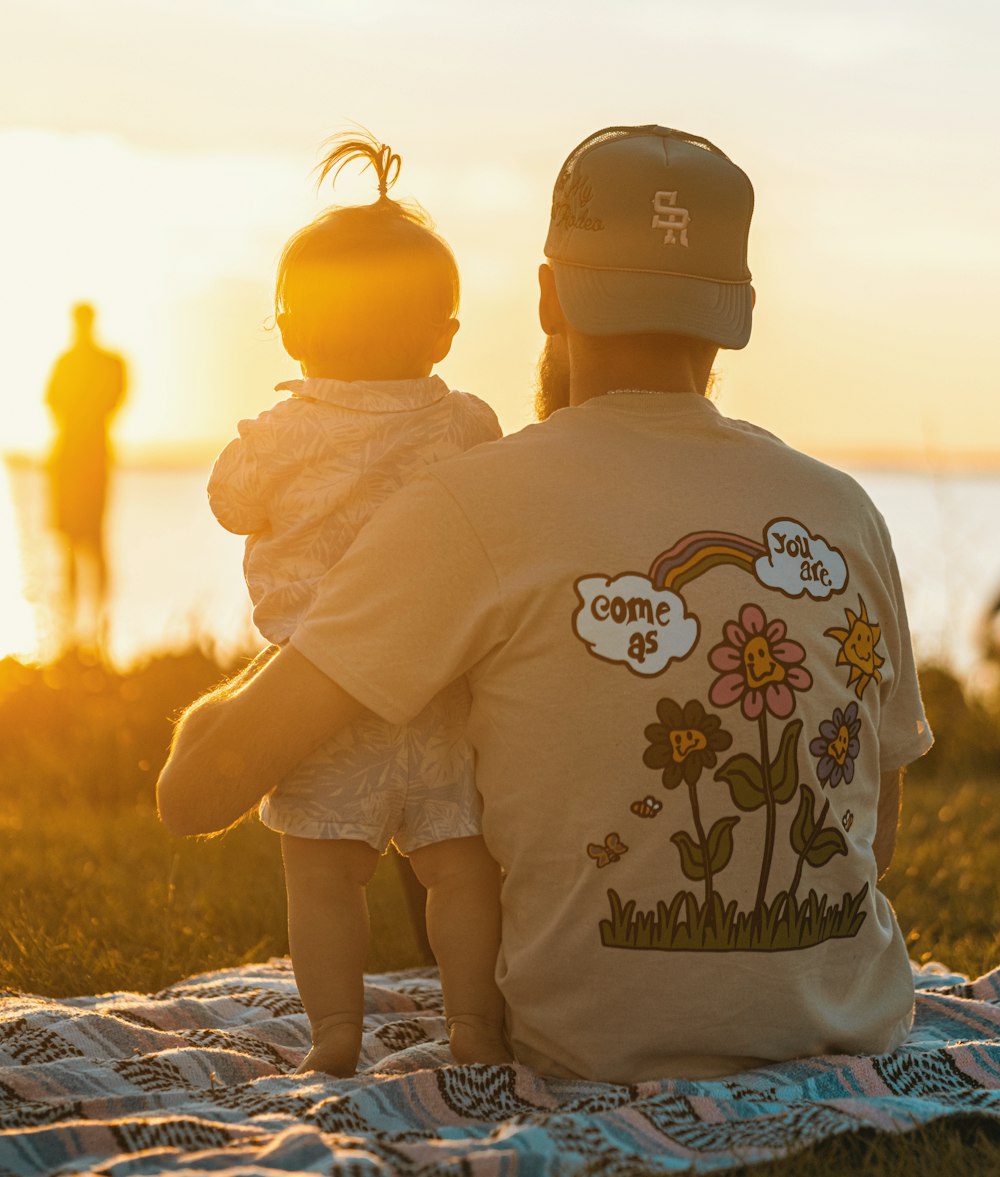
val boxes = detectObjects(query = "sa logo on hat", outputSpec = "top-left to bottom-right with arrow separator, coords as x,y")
652,191 -> 689,246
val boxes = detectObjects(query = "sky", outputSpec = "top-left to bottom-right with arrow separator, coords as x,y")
2,0 -> 999,464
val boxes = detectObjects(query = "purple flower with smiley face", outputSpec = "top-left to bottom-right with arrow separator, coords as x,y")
810,701 -> 862,787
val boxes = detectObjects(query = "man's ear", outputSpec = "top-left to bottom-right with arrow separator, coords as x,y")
538,263 -> 568,337
428,317 -> 460,364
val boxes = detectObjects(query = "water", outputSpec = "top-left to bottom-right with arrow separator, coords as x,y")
848,466 -> 1000,675
1,460 -> 255,666
3,458 -> 1000,675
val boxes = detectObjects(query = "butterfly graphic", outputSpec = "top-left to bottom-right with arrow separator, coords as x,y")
630,795 -> 663,818
842,809 -> 854,832
587,832 -> 628,868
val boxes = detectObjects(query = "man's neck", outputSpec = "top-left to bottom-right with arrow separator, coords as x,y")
567,333 -> 717,406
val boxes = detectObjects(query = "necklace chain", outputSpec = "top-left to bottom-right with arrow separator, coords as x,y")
604,388 -> 680,396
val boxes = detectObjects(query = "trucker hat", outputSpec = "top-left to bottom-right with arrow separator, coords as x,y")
543,125 -> 754,349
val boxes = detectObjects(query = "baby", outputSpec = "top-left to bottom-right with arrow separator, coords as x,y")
207,133 -> 508,1076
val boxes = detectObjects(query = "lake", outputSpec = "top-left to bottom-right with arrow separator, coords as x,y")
1,460 -> 255,667
3,457 -> 1000,678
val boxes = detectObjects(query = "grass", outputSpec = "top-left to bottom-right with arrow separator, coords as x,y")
0,646 -> 426,997
1,647 -> 998,1173
0,804 -> 425,997
884,776 -> 1000,977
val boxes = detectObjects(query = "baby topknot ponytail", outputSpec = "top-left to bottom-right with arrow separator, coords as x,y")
315,130 -> 402,202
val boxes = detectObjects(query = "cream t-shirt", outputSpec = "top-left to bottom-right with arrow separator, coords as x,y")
292,393 -> 933,1083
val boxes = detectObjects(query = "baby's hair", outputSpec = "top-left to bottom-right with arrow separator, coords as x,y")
276,130 -> 459,378
315,134 -> 401,199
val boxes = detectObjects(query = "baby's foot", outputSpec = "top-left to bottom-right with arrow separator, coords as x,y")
447,1015 -> 513,1065
297,1015 -> 362,1077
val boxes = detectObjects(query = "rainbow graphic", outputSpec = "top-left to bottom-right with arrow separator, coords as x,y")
649,531 -> 767,594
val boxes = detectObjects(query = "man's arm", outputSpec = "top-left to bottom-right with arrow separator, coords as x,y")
873,767 -> 904,879
156,646 -> 363,837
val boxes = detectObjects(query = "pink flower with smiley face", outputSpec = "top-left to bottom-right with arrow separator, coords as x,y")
709,603 -> 812,721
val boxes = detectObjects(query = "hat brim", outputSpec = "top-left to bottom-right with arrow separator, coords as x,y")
551,263 -> 752,350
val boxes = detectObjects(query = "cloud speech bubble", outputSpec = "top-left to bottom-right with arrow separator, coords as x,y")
754,519 -> 848,599
573,573 -> 699,676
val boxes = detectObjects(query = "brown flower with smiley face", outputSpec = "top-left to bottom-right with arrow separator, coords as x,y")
643,698 -> 733,789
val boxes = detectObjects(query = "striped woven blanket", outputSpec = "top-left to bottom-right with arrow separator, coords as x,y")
1,959 -> 998,1174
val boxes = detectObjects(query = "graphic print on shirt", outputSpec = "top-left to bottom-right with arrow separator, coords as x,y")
587,833 -> 628,868
576,520 -> 885,953
825,596 -> 884,698
630,795 -> 663,818
573,519 -> 847,677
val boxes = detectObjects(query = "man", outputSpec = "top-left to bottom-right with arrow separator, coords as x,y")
45,302 -> 127,647
158,126 -> 932,1083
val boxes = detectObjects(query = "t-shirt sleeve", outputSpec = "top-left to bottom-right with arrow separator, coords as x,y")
876,536 -> 934,773
290,472 -> 507,724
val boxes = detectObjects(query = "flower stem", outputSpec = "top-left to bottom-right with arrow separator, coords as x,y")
753,713 -> 776,932
788,799 -> 831,901
687,777 -> 714,926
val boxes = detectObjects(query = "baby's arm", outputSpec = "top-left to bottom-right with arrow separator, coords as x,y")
207,424 -> 270,535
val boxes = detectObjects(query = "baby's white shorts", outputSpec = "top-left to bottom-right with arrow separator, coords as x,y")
258,679 -> 481,854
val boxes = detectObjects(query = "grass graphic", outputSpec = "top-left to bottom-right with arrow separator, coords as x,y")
600,883 -> 868,952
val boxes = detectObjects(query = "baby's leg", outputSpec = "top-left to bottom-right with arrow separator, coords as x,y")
281,835 -> 379,1076
409,836 -> 511,1065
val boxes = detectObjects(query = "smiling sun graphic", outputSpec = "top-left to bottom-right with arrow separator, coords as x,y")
825,595 -> 884,699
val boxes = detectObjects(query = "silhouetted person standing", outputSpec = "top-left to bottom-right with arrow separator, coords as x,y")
45,302 -> 127,650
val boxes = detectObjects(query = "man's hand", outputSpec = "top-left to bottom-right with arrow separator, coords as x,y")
156,646 -> 363,837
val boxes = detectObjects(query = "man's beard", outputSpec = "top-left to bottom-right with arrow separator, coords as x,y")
533,336 -> 571,421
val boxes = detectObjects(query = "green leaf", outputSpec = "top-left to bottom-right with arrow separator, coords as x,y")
790,783 -> 817,854
706,815 -> 740,873
670,830 -> 707,881
715,753 -> 766,811
804,826 -> 849,867
770,720 -> 803,804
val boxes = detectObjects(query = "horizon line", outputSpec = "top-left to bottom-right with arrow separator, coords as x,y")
5,442 -> 1000,475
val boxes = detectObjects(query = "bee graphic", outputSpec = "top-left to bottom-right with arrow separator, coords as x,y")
842,809 -> 854,832
587,832 -> 628,868
630,795 -> 663,819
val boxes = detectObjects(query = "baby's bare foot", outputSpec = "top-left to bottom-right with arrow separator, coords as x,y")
447,1015 -> 513,1065
297,1016 -> 362,1077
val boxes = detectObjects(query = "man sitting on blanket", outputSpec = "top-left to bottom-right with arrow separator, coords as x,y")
158,124 -> 933,1084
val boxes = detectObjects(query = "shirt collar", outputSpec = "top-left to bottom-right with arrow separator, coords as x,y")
275,374 -> 451,414
583,391 -> 722,419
